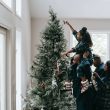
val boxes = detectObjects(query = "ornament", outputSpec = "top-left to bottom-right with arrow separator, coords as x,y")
52,78 -> 57,88
55,60 -> 62,76
64,81 -> 73,90
39,82 -> 45,90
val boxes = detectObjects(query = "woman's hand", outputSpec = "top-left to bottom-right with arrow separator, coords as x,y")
93,72 -> 99,78
61,52 -> 69,57
63,20 -> 75,32
63,20 -> 69,25
61,49 -> 73,57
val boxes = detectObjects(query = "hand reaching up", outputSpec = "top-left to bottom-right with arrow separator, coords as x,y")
63,20 -> 69,25
61,52 -> 69,58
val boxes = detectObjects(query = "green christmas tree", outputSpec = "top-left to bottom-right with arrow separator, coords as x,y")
24,9 -> 76,110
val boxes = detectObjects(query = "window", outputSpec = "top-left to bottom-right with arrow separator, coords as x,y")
71,31 -> 109,62
2,0 -> 12,8
16,0 -> 22,17
91,33 -> 108,62
1,0 -> 22,17
0,27 -> 7,110
16,30 -> 22,110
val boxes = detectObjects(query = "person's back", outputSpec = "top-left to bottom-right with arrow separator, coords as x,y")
77,58 -> 92,81
94,61 -> 110,110
95,75 -> 110,110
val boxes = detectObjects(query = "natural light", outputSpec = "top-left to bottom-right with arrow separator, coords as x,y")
2,0 -> 12,8
16,30 -> 22,110
0,29 -> 6,110
16,0 -> 22,17
91,33 -> 108,62
71,32 -> 108,62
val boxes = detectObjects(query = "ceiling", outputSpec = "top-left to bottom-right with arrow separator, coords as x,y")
29,0 -> 110,19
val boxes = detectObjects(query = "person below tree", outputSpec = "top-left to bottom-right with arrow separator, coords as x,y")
68,52 -> 93,110
93,60 -> 110,110
77,51 -> 92,93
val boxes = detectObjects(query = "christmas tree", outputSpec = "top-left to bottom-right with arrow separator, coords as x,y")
24,9 -> 76,110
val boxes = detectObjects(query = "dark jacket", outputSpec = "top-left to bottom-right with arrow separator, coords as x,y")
69,60 -> 94,110
72,30 -> 93,65
77,58 -> 92,82
72,30 -> 91,55
76,58 -> 93,110
95,74 -> 110,110
94,63 -> 105,78
68,63 -> 81,98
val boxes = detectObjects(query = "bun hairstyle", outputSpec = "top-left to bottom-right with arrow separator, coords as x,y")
82,27 -> 87,32
79,27 -> 93,47
79,27 -> 87,36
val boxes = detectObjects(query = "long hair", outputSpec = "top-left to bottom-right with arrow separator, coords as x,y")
79,27 -> 93,47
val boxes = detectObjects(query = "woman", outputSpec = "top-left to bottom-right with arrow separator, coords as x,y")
94,60 -> 110,110
63,21 -> 93,93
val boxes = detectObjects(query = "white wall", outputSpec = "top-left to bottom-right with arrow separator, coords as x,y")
0,0 -> 31,110
31,18 -> 47,60
30,0 -> 110,19
31,18 -> 110,60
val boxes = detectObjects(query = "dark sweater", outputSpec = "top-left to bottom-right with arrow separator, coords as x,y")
72,30 -> 91,54
77,58 -> 92,81
94,63 -> 105,78
95,74 -> 110,110
72,30 -> 93,65
68,63 -> 81,98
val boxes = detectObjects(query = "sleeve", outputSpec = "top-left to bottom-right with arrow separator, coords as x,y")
72,30 -> 78,41
77,65 -> 84,78
95,77 -> 106,90
72,47 -> 76,52
77,61 -> 92,80
75,42 -> 89,53
99,69 -> 105,77
84,64 -> 92,80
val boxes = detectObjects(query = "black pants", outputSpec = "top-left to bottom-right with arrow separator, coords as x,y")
76,88 -> 94,110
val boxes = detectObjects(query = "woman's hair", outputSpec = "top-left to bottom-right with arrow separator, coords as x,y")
93,54 -> 101,62
106,60 -> 110,68
106,60 -> 110,73
79,27 -> 93,47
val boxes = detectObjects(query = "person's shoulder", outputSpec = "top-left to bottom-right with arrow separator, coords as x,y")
99,63 -> 104,70
102,75 -> 110,82
72,30 -> 77,35
81,58 -> 90,66
100,63 -> 104,67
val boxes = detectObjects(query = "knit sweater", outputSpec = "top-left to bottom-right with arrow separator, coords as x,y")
95,74 -> 110,110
